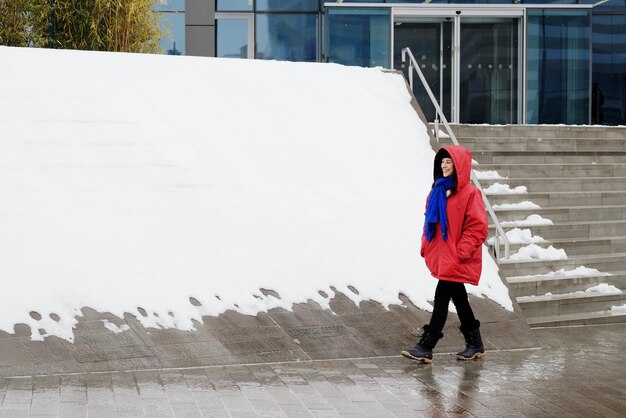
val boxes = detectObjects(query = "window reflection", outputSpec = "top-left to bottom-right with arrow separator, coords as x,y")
326,8 -> 390,68
154,0 -> 184,12
159,13 -> 185,55
155,0 -> 185,55
255,14 -> 317,61
527,10 -> 590,124
593,14 -> 626,125
217,0 -> 253,12
217,19 -> 249,58
256,0 -> 319,12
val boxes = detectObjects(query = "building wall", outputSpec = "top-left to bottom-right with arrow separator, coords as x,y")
185,0 -> 216,56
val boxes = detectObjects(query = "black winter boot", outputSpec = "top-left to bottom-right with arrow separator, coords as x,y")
401,325 -> 443,364
457,320 -> 485,360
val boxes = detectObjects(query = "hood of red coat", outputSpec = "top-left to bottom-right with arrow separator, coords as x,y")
434,145 -> 472,190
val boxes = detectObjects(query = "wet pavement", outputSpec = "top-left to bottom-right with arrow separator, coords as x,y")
0,324 -> 624,417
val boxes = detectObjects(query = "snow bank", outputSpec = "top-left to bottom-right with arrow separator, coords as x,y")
509,244 -> 567,261
484,183 -> 527,195
501,214 -> 554,227
0,46 -> 513,342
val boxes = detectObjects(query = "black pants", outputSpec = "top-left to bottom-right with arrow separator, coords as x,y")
428,280 -> 476,334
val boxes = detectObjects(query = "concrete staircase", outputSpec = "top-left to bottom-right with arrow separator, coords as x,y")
433,124 -> 626,327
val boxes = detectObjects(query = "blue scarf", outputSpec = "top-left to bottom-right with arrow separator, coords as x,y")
424,176 -> 453,242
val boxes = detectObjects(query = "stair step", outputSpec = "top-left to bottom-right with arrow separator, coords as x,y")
489,236 -> 626,256
492,205 -> 626,223
440,124 -> 626,140
473,163 -> 626,178
473,151 -> 626,164
527,310 -> 626,327
489,220 -> 626,240
486,191 -> 626,207
481,176 -> 626,193
506,270 -> 626,298
516,291 -> 626,318
498,252 -> 626,276
439,137 -> 626,152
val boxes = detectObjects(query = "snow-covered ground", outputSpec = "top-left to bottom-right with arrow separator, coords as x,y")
0,47 -> 512,342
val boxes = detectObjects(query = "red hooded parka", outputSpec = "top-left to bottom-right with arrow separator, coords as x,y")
420,145 -> 488,285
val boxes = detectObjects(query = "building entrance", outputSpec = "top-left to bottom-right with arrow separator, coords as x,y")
393,11 -> 521,124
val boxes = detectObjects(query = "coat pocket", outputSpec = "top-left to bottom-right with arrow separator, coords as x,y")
439,241 -> 466,279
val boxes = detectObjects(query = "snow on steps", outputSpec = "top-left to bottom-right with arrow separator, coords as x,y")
474,163 -> 626,179
498,252 -> 626,276
475,151 -> 626,165
486,191 -> 626,207
489,219 -> 626,240
495,236 -> 626,257
437,123 -> 626,327
493,205 -> 626,223
507,270 -> 626,298
480,176 -> 626,193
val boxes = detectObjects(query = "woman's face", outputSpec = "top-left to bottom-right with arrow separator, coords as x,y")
441,157 -> 454,177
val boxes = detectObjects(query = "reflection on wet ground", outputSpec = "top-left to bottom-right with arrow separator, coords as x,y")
0,324 -> 624,417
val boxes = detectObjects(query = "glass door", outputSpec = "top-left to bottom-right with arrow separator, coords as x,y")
459,18 -> 520,124
393,9 -> 522,124
393,17 -> 453,122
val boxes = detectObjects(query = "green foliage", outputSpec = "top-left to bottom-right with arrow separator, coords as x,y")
0,0 -> 48,47
0,0 -> 164,53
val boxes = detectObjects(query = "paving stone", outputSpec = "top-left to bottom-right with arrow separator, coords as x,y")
0,324 -> 623,416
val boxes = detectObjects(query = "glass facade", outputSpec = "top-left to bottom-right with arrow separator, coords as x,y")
326,8 -> 390,68
209,0 -> 626,125
526,9 -> 590,124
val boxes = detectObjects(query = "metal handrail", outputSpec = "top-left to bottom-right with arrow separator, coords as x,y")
401,47 -> 510,261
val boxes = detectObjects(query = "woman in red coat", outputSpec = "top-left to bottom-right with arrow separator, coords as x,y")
402,145 -> 488,364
